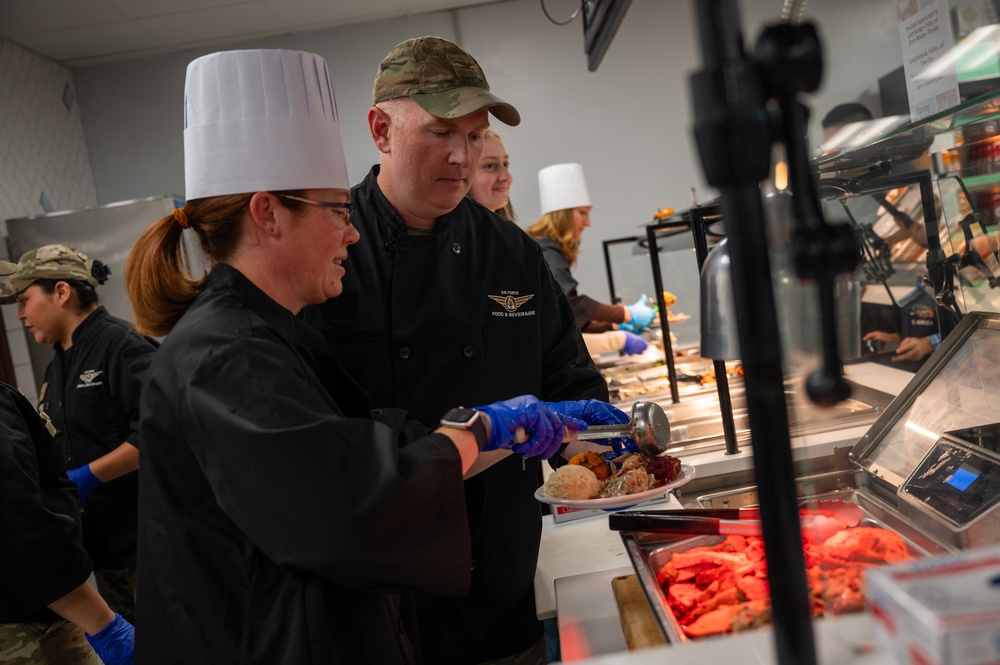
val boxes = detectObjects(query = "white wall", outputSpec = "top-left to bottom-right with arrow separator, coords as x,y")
72,0 -> 903,306
0,40 -> 99,402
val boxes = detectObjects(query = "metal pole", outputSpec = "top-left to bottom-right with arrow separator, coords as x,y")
646,224 -> 681,404
690,2 -> 817,663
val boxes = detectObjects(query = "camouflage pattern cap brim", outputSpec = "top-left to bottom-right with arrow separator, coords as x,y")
411,87 -> 520,126
0,260 -> 17,304
0,278 -> 16,305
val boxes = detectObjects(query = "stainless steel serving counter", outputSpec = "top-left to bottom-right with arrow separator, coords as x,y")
534,361 -> 917,664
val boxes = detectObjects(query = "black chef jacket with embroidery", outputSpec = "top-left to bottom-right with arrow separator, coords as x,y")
137,265 -> 471,665
0,382 -> 93,623
39,306 -> 156,570
303,165 -> 609,664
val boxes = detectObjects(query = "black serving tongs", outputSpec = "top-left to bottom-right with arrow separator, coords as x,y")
608,500 -> 864,537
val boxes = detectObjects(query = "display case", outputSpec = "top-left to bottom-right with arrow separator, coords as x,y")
813,89 -> 1000,340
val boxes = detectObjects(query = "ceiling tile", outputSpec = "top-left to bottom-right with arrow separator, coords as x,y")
18,21 -> 170,62
262,0 -> 404,26
102,0 -> 249,19
0,0 -> 502,66
136,3 -> 283,44
0,0 -> 126,37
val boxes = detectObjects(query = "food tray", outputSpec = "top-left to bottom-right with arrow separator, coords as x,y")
617,489 -> 954,646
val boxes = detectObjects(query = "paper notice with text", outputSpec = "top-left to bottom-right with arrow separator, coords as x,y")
898,0 -> 959,121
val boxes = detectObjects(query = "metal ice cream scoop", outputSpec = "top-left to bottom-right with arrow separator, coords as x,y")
567,401 -> 671,458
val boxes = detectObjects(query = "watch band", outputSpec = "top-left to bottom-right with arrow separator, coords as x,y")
440,407 -> 490,451
467,414 -> 489,451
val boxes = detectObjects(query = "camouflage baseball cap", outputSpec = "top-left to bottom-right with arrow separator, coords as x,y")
372,36 -> 520,126
0,244 -> 101,304
0,259 -> 15,303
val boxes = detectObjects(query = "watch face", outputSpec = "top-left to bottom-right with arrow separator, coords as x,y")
442,407 -> 477,425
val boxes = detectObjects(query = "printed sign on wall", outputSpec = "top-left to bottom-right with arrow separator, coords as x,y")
898,0 -> 960,121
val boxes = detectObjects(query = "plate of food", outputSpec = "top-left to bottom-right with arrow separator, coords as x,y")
535,451 -> 696,510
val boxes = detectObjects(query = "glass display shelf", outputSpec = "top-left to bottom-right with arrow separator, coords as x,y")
812,87 -> 1000,175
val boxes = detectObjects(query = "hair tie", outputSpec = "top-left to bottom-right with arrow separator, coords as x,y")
172,208 -> 190,229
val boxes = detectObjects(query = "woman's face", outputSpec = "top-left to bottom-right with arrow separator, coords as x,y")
16,283 -> 70,345
469,135 -> 512,213
572,206 -> 592,242
283,188 -> 361,307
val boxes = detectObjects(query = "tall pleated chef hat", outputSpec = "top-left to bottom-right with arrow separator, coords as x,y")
183,49 -> 349,201
538,163 -> 592,216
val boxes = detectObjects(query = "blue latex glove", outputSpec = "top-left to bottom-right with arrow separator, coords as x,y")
86,613 -> 134,665
67,464 -> 103,504
475,395 -> 584,460
622,331 -> 647,355
542,399 -> 637,456
625,294 -> 655,332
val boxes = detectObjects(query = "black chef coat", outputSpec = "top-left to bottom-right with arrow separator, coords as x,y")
0,382 -> 92,623
304,166 -> 609,664
137,265 -> 471,665
535,236 -> 622,333
40,306 -> 155,570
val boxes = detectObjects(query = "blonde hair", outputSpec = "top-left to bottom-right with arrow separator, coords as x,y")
483,129 -> 516,221
525,209 -> 579,267
126,195 -> 253,336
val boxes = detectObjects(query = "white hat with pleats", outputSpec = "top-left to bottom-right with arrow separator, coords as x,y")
183,49 -> 349,200
538,162 -> 591,216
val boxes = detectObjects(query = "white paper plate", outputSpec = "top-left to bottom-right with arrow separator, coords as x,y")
535,463 -> 696,510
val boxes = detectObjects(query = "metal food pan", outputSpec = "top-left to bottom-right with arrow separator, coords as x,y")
619,489 -> 953,646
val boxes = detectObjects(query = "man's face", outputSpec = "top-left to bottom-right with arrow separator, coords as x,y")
382,101 -> 490,225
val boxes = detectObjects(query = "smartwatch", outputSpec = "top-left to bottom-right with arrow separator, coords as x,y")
440,407 -> 489,451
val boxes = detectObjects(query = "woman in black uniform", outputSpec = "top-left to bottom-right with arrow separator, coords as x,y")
7,243 -> 156,623
0,258 -> 134,665
527,162 -> 656,335
123,48 -> 611,665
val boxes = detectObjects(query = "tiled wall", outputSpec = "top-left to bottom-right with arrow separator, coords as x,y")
0,40 -> 98,404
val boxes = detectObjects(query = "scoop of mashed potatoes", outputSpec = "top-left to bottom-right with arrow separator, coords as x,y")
544,465 -> 601,500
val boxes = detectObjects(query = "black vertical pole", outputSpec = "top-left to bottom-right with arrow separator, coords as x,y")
602,239 -> 621,305
689,2 -> 817,664
917,172 -> 962,338
646,225 -> 681,404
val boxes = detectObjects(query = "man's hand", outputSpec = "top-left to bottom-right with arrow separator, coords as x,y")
862,330 -> 901,345
893,336 -> 933,362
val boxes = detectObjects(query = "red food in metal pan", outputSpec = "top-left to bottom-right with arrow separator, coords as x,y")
655,520 -> 912,638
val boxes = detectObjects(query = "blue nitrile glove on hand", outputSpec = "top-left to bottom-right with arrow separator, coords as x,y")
624,294 -> 655,332
86,613 -> 134,665
542,399 -> 637,456
67,464 -> 103,504
475,395 -> 584,460
622,331 -> 648,355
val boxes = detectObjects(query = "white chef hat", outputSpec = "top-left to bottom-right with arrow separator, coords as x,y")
183,49 -> 350,201
538,163 -> 591,216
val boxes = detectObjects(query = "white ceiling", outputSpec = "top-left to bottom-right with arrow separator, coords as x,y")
0,0 -> 499,68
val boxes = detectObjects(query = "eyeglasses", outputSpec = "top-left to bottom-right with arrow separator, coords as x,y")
273,193 -> 354,225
